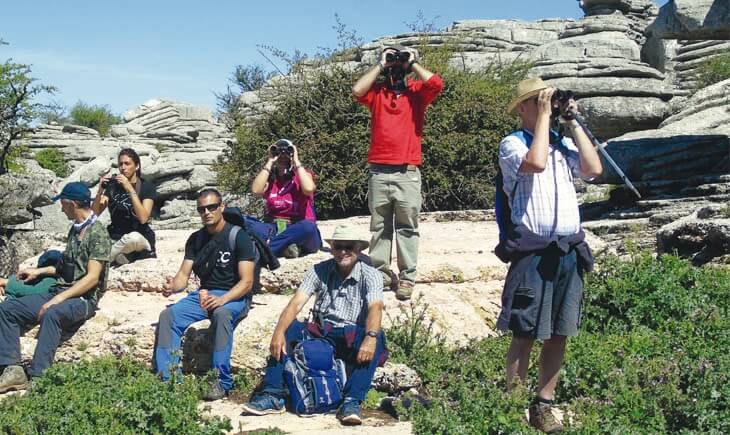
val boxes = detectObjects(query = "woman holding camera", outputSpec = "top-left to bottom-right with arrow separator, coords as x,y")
249,139 -> 321,258
92,148 -> 157,265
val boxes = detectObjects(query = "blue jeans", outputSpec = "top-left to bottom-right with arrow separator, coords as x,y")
245,217 -> 322,257
0,290 -> 92,377
259,320 -> 386,403
153,289 -> 250,391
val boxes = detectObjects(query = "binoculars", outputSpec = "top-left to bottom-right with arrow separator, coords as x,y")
269,139 -> 294,157
385,51 -> 411,64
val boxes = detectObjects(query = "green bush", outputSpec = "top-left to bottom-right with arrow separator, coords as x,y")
34,148 -> 70,177
386,253 -> 730,434
0,357 -> 231,434
69,101 -> 121,136
695,52 -> 730,90
216,42 -> 523,218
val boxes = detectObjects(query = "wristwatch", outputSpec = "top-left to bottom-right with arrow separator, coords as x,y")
366,330 -> 378,338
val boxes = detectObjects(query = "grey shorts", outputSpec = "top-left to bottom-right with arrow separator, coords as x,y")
509,250 -> 584,340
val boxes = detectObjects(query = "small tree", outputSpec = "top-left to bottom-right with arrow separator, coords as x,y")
69,101 -> 121,136
0,39 -> 56,174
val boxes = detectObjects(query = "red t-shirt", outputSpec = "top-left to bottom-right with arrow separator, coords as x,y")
357,74 -> 443,165
264,170 -> 316,222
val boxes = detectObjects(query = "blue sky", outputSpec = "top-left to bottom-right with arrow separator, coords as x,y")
1,1 -> 662,116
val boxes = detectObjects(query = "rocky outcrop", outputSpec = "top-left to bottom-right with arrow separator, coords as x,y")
647,0 -> 730,40
17,100 -> 233,211
0,162 -> 56,226
657,204 -> 730,265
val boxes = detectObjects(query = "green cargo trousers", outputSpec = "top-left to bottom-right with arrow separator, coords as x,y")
367,164 -> 422,286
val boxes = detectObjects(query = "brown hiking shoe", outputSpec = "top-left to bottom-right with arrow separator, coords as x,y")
528,401 -> 564,433
0,365 -> 28,393
396,280 -> 414,301
382,270 -> 398,293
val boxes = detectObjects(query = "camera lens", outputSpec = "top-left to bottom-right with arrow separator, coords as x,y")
269,145 -> 279,156
386,52 -> 396,63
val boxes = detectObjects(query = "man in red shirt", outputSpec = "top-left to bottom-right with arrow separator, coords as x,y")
352,46 -> 443,300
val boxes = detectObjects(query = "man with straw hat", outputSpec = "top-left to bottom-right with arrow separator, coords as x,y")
497,77 -> 602,433
242,225 -> 386,426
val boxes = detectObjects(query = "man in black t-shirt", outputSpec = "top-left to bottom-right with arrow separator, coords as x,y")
153,188 -> 258,400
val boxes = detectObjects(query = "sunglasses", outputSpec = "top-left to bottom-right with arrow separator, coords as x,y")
332,242 -> 357,252
197,203 -> 221,214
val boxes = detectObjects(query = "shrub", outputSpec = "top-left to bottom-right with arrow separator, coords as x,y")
0,357 -> 231,434
695,52 -> 730,90
69,101 -> 121,136
34,148 -> 70,177
386,253 -> 730,434
216,31 -> 524,218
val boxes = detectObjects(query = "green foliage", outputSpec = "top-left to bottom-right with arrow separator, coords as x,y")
5,144 -> 29,173
386,253 -> 730,434
695,52 -> 730,90
216,20 -> 524,218
363,389 -> 387,410
0,39 -> 56,174
0,357 -> 231,434
69,101 -> 121,136
34,148 -> 70,177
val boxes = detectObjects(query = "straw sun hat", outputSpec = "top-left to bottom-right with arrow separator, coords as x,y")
506,77 -> 550,115
325,225 -> 369,251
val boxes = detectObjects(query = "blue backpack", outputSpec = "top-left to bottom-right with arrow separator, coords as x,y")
495,129 -> 571,241
283,338 -> 347,415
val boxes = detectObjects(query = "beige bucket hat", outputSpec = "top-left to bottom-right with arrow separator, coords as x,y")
325,225 -> 369,250
506,77 -> 550,115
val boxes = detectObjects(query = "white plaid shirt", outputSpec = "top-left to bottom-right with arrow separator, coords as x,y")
499,131 -> 583,237
300,259 -> 383,328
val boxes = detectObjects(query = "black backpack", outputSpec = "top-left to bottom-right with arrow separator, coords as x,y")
192,207 -> 280,284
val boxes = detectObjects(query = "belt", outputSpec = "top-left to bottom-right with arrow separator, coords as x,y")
368,163 -> 418,171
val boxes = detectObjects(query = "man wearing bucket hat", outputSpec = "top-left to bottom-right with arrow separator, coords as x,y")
352,44 -> 443,301
0,182 -> 111,392
242,225 -> 386,425
497,77 -> 602,433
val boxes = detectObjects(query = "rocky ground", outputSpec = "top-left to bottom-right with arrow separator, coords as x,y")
4,211 -> 587,433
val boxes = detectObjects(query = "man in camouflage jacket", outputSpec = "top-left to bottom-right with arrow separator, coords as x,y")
0,182 -> 111,392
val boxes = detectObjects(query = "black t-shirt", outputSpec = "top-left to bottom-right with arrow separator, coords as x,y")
184,223 -> 257,291
105,178 -> 157,250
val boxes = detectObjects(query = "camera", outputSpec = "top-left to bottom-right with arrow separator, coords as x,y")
101,174 -> 118,189
269,139 -> 294,157
385,50 -> 411,64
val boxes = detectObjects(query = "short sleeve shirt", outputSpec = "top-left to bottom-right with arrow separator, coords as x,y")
105,178 -> 157,248
58,221 -> 112,309
299,259 -> 383,328
499,131 -> 582,237
184,223 -> 257,291
264,171 -> 316,222
357,75 -> 444,165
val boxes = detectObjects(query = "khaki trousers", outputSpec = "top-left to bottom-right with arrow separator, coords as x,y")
367,165 -> 422,285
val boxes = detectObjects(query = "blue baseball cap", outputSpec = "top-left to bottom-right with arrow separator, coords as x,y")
52,182 -> 92,203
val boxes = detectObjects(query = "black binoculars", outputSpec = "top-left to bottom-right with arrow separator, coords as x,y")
269,140 -> 294,157
385,51 -> 411,63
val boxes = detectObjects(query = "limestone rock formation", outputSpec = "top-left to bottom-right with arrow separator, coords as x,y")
657,204 -> 730,265
16,100 -> 233,213
647,0 -> 730,40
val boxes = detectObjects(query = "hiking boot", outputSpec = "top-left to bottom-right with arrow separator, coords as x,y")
396,280 -> 414,301
528,401 -> 563,433
241,394 -> 286,416
0,365 -> 28,393
282,244 -> 300,259
382,270 -> 398,292
337,399 -> 362,425
201,380 -> 227,401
